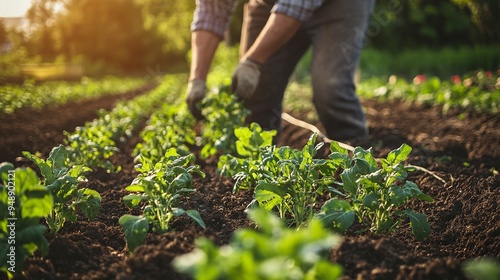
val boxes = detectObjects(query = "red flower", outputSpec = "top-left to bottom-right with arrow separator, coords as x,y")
413,74 -> 426,85
485,71 -> 492,78
451,75 -> 461,85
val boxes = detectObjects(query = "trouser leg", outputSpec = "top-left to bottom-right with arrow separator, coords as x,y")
307,0 -> 375,141
240,0 -> 310,132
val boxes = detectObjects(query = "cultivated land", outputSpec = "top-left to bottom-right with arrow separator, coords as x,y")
1,83 -> 499,280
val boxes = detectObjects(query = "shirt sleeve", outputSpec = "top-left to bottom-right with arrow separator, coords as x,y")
191,0 -> 237,38
272,0 -> 327,22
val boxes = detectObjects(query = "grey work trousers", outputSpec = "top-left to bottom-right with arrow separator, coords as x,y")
240,0 -> 375,141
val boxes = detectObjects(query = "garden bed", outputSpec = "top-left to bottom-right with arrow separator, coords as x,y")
3,94 -> 499,279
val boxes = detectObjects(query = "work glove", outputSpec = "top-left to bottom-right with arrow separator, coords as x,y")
231,58 -> 261,100
186,79 -> 206,120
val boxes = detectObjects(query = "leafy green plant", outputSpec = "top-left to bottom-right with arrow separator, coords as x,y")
0,76 -> 146,115
218,122 -> 276,192
251,134 -> 338,228
220,131 -> 337,227
119,148 -> 206,252
63,75 -> 189,172
133,103 -> 196,162
64,124 -> 119,172
0,162 -> 53,279
357,70 -> 499,114
23,146 -> 101,234
463,257 -> 500,280
173,208 -> 343,280
200,84 -> 251,159
316,142 -> 434,240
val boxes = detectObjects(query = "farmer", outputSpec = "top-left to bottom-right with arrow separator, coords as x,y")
186,0 -> 376,143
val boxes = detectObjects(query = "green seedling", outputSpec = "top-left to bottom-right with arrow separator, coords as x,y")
0,163 -> 53,279
200,84 -> 251,159
120,148 -> 206,252
317,142 -> 434,240
23,146 -> 100,234
173,208 -> 343,280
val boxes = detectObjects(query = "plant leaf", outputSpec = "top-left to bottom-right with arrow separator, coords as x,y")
22,188 -> 53,219
16,224 -> 49,256
404,209 -> 431,241
47,145 -> 69,179
316,199 -> 354,232
123,194 -> 144,208
255,182 -> 284,211
387,143 -> 412,164
185,210 -> 206,229
0,162 -> 14,184
75,188 -> 101,221
125,185 -> 145,192
22,151 -> 53,183
329,141 -> 348,155
119,214 -> 149,252
362,193 -> 380,210
340,167 -> 358,194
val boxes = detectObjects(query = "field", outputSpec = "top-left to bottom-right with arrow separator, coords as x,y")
0,75 -> 499,280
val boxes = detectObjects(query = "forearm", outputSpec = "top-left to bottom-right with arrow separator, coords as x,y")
242,13 -> 301,64
190,30 -> 221,81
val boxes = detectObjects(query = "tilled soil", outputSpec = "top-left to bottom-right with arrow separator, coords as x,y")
2,93 -> 499,280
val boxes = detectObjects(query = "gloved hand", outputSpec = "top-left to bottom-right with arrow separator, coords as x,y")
231,58 -> 261,100
186,79 -> 206,120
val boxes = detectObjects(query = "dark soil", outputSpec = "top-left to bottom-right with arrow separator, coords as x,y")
0,84 -> 155,164
2,93 -> 499,280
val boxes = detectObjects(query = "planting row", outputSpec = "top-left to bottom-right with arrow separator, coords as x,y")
2,77 -> 497,279
358,69 -> 500,114
0,76 -> 147,115
0,74 -> 187,278
1,81 -> 434,279
4,82 -> 438,278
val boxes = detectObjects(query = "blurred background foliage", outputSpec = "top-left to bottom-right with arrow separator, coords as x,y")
0,0 -> 498,80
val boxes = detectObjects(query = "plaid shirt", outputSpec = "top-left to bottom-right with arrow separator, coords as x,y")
192,0 -> 327,38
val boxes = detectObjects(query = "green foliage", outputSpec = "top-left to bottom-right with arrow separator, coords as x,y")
63,75 -> 187,171
294,45 -> 500,84
27,0 -> 169,71
359,46 -> 500,79
200,84 -> 251,159
218,123 -> 277,192
452,0 -> 500,44
0,76 -> 145,115
205,44 -> 239,86
23,146 -> 100,234
0,163 -> 53,279
357,69 -> 500,114
137,0 -> 195,55
251,134 -> 337,228
64,125 -> 119,172
133,103 -> 196,162
0,48 -> 27,79
369,0 -> 478,51
133,74 -> 197,161
21,0 -> 498,74
233,123 -> 277,158
220,124 -> 432,239
120,148 -> 206,252
173,208 -> 343,280
25,0 -> 197,73
463,257 -> 500,280
316,143 -> 433,240
220,132 -> 338,228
